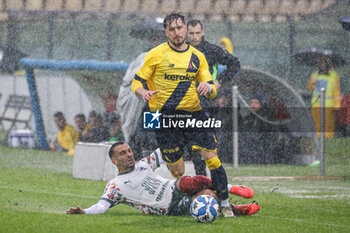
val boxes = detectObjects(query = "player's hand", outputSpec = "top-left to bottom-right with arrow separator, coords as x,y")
310,78 -> 317,85
142,90 -> 158,102
66,206 -> 86,214
197,82 -> 212,96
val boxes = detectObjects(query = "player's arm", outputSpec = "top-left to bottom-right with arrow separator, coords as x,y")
140,148 -> 165,170
212,45 -> 240,84
308,72 -> 317,91
132,81 -> 158,102
131,51 -> 158,102
197,54 -> 217,99
214,45 -> 240,75
66,199 -> 111,215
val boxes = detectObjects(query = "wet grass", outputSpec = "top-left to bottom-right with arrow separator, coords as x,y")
0,138 -> 350,232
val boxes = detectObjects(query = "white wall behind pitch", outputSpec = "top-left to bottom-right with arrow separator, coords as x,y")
0,72 -> 93,140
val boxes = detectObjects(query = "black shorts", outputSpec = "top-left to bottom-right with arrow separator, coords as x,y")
167,185 -> 191,216
155,110 -> 218,164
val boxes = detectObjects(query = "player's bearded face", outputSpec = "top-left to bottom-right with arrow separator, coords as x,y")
165,18 -> 187,47
113,144 -> 135,172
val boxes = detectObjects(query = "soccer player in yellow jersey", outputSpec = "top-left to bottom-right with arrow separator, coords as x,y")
131,13 -> 234,217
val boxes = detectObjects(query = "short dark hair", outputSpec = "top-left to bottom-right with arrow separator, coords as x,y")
108,141 -> 126,159
163,13 -> 185,29
187,19 -> 203,29
54,111 -> 64,119
74,113 -> 86,121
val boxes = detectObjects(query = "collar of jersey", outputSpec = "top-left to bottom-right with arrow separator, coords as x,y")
167,42 -> 189,53
118,167 -> 135,176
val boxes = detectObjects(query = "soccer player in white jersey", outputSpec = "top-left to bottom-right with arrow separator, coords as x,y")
66,141 -> 260,216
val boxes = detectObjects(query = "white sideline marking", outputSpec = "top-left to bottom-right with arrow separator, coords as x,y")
228,176 -> 342,181
259,215 -> 350,229
0,185 -> 98,199
288,194 -> 350,199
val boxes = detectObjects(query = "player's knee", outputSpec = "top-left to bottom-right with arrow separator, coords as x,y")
161,146 -> 183,164
167,160 -> 185,178
205,156 -> 222,170
169,166 -> 184,178
192,189 -> 218,202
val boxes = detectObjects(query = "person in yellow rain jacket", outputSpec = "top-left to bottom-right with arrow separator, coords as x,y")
50,111 -> 79,155
218,37 -> 234,54
308,56 -> 341,138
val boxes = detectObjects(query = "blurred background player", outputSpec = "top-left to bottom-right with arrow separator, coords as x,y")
186,19 -> 240,89
186,19 -> 241,175
117,17 -> 166,158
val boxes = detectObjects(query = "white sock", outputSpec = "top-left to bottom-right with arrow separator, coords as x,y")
227,184 -> 232,190
220,198 -> 230,207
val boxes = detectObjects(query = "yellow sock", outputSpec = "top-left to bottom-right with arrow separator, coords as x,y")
205,157 -> 222,170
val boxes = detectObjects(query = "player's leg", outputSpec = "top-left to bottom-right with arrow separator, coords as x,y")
189,149 -> 207,176
199,149 -> 234,217
178,176 -> 254,198
177,175 -> 213,195
167,158 -> 185,178
156,129 -> 185,178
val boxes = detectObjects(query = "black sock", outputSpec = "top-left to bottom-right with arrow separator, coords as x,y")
210,165 -> 229,200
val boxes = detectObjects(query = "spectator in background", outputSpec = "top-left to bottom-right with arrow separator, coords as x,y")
50,111 -> 79,156
239,94 -> 271,163
308,56 -> 341,138
218,37 -> 234,54
108,112 -> 124,142
74,113 -> 90,141
81,111 -> 110,143
238,93 -> 285,164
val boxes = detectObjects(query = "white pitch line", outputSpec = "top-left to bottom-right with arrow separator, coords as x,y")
259,215 -> 350,229
228,176 -> 342,181
288,194 -> 350,199
0,185 -> 98,199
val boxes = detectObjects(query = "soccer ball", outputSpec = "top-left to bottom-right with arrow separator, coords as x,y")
190,194 -> 219,223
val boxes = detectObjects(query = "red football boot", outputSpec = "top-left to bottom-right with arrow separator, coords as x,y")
232,202 -> 261,216
230,185 -> 254,199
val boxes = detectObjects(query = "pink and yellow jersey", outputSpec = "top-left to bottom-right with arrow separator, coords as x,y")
131,42 -> 216,112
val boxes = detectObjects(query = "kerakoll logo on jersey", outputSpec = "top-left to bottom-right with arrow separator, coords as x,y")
164,73 -> 196,81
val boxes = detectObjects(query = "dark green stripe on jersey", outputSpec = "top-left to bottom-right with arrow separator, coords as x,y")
134,74 -> 149,90
162,81 -> 192,109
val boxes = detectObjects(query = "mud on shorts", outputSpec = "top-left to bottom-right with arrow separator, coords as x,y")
155,110 -> 218,164
167,185 -> 192,216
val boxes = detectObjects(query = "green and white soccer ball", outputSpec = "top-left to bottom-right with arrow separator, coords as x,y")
190,194 -> 219,223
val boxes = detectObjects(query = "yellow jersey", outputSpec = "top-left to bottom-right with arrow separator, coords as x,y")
131,42 -> 217,112
57,124 -> 79,156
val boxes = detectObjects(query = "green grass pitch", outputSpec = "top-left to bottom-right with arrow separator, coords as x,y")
1,138 -> 350,233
